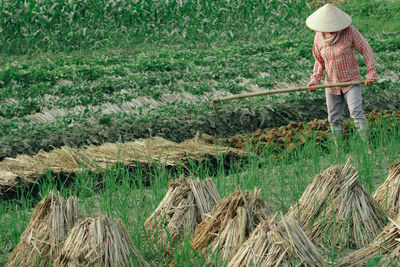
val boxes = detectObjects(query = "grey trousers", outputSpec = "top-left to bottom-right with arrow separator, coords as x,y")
326,85 -> 368,139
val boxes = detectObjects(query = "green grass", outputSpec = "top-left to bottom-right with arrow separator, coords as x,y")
341,0 -> 400,34
1,114 -> 399,265
1,0 -> 400,265
0,0 -> 310,54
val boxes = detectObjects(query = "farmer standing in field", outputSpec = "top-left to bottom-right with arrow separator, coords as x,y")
306,4 -> 376,152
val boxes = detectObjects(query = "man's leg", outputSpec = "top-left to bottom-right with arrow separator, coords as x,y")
345,85 -> 371,154
326,89 -> 346,140
345,85 -> 368,138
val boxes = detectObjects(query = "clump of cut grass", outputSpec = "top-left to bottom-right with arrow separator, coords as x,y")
144,176 -> 221,252
191,187 -> 271,262
285,159 -> 388,249
228,214 -> 326,267
7,191 -> 80,267
339,216 -> 400,266
54,215 -> 149,267
373,160 -> 400,216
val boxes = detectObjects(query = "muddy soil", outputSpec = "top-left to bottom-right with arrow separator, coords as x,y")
216,109 -> 400,153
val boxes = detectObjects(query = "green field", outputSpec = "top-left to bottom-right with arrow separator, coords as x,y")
1,0 -> 400,265
1,0 -> 399,160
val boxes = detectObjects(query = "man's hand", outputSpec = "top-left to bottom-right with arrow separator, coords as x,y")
307,81 -> 319,92
365,79 -> 375,86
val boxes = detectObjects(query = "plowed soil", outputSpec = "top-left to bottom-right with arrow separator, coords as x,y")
216,109 -> 400,152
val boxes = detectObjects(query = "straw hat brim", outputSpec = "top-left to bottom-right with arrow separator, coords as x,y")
306,4 -> 352,32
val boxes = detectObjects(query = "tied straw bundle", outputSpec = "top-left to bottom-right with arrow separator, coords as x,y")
7,191 -> 80,267
339,215 -> 400,266
54,215 -> 149,267
191,187 -> 271,262
285,159 -> 388,249
144,176 -> 220,251
374,160 -> 400,217
228,215 -> 325,267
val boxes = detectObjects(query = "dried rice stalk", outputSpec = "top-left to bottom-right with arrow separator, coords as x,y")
191,188 -> 271,262
286,159 -> 388,249
0,135 -> 246,192
339,216 -> 400,266
144,176 -> 220,251
228,215 -> 325,267
54,215 -> 149,267
373,160 -> 400,216
7,191 -> 80,267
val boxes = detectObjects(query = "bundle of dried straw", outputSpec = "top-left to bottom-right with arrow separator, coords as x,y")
7,191 -> 80,267
54,215 -> 149,267
374,160 -> 400,216
286,159 -> 388,249
191,187 -> 271,262
0,135 -> 246,192
144,176 -> 220,251
339,216 -> 400,266
228,215 -> 325,267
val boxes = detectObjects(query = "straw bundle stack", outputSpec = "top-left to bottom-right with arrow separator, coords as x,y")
54,215 -> 149,267
373,160 -> 400,216
286,160 -> 388,249
7,191 -> 80,267
228,215 -> 325,267
339,216 -> 400,266
191,188 -> 271,262
144,176 -> 220,251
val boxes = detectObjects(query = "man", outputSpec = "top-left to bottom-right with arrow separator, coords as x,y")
306,4 -> 376,153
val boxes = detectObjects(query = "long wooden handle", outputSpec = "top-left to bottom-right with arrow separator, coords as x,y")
212,80 -> 365,103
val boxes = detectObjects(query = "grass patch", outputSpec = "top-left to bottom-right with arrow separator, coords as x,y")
1,115 -> 399,265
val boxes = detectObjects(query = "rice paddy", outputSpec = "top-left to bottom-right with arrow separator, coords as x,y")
1,115 -> 399,266
1,0 -> 400,266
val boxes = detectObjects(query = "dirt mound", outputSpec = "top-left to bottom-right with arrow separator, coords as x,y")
219,109 -> 400,152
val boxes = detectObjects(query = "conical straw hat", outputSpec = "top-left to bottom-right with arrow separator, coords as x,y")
306,3 -> 352,32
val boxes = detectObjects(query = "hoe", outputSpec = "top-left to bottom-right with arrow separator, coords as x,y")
212,80 -> 365,124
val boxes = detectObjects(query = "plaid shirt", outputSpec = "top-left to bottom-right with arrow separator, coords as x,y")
310,26 -> 377,95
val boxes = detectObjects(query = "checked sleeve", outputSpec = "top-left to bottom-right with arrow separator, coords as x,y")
352,27 -> 377,80
310,34 -> 325,85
